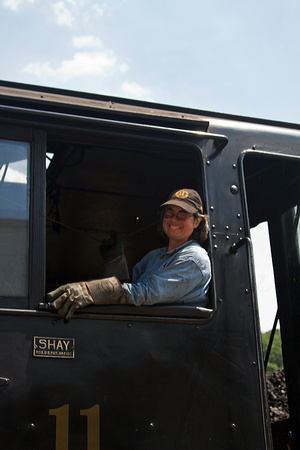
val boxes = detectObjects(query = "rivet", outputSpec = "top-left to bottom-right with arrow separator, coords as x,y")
230,184 -> 239,194
212,234 -> 217,239
237,213 -> 241,218
245,289 -> 249,294
149,422 -> 154,429
252,145 -> 256,150
226,236 -> 230,240
225,225 -> 229,230
210,206 -> 214,211
206,160 -> 211,165
252,361 -> 257,366
218,299 -> 223,304
232,163 -> 237,168
214,245 -> 218,250
239,227 -> 243,232
230,423 -> 237,431
211,224 -> 216,229
127,323 -> 132,328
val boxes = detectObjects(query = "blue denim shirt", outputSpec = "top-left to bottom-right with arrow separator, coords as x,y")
122,240 -> 211,307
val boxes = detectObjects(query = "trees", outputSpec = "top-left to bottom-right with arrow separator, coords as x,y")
262,330 -> 283,373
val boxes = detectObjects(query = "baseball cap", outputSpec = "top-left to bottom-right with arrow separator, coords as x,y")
161,189 -> 203,214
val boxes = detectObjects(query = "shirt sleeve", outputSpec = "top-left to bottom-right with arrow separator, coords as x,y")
122,250 -> 210,306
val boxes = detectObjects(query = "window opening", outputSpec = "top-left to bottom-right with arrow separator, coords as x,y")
244,152 -> 300,443
250,221 -> 278,334
46,152 -> 54,169
0,139 -> 30,297
251,222 -> 282,373
45,136 -> 210,319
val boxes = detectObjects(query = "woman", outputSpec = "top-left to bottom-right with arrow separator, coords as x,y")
46,189 -> 211,320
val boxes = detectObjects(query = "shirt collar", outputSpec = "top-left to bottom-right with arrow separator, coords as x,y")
164,239 -> 195,255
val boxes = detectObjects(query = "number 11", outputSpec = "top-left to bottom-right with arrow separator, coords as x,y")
49,404 -> 100,450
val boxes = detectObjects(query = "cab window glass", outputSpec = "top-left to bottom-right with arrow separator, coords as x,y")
0,139 -> 30,297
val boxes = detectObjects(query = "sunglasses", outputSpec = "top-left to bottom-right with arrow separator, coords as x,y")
163,209 -> 193,222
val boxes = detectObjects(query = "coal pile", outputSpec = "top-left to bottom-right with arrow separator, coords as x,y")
266,370 -> 289,421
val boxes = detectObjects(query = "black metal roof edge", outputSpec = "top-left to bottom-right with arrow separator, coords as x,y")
0,80 -> 210,132
0,79 -> 299,130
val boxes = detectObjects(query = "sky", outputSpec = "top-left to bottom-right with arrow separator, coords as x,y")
1,0 -> 299,331
251,223 -> 278,333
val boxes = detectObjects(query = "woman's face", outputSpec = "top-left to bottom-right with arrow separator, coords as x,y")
163,205 -> 201,251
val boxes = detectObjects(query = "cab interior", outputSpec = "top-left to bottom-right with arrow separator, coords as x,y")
46,132 -> 207,317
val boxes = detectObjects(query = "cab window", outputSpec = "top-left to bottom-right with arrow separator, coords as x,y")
0,139 -> 30,297
46,133 -> 210,319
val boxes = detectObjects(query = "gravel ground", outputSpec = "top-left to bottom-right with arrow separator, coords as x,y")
266,370 -> 289,421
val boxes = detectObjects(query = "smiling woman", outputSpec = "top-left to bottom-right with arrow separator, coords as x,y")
120,189 -> 211,307
160,188 -> 208,250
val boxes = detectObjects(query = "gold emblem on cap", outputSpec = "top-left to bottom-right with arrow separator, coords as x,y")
175,190 -> 189,199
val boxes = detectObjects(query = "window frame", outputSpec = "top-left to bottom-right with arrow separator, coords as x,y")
45,127 -> 215,324
0,124 -> 46,309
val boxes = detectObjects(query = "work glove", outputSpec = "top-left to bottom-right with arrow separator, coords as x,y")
99,230 -> 129,282
46,277 -> 126,320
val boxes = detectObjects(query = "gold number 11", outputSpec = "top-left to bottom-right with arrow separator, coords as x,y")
49,404 -> 100,450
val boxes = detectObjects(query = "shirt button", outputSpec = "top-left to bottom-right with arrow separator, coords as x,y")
149,272 -> 153,276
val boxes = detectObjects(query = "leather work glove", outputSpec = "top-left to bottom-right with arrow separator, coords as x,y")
99,230 -> 129,282
46,277 -> 126,320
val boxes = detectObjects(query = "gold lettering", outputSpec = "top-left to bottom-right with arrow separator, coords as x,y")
49,404 -> 69,450
63,340 -> 70,350
56,340 -> 63,350
48,340 -> 56,350
39,339 -> 47,350
49,404 -> 100,449
81,405 -> 100,450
